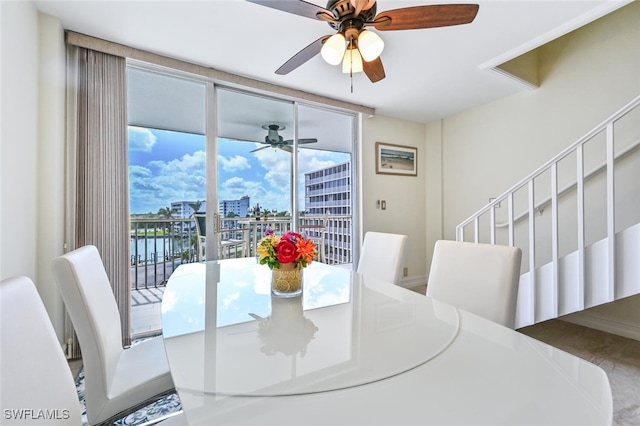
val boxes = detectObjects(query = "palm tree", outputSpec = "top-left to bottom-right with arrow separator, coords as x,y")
189,200 -> 203,216
157,206 -> 175,219
252,204 -> 261,218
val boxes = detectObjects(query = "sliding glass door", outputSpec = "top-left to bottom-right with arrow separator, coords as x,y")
216,89 -> 294,258
216,87 -> 356,265
297,104 -> 354,265
126,64 -> 357,336
127,65 -> 208,336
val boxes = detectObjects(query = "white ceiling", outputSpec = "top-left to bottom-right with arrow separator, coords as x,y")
34,0 -> 631,123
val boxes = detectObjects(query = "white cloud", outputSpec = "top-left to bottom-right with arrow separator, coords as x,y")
128,127 -> 157,152
130,138 -> 351,214
218,154 -> 251,172
130,150 -> 206,213
253,145 -> 292,189
222,292 -> 240,310
219,177 -> 267,206
298,149 -> 338,175
130,164 -> 152,178
219,176 -> 294,213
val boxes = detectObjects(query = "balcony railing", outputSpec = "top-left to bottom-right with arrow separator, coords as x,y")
130,214 -> 354,290
130,218 -> 199,290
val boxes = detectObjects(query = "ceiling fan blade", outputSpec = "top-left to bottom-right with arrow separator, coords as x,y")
250,145 -> 272,153
371,4 -> 479,31
279,145 -> 294,153
245,0 -> 336,22
351,0 -> 375,18
276,36 -> 330,75
363,57 -> 385,83
283,138 -> 318,145
298,138 -> 318,144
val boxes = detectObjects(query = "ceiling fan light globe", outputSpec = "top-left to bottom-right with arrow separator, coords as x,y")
320,33 -> 346,65
358,30 -> 384,62
342,48 -> 364,74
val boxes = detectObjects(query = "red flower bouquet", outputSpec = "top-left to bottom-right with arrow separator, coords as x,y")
257,229 -> 317,270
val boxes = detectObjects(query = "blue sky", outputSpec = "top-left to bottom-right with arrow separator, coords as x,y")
128,127 -> 349,214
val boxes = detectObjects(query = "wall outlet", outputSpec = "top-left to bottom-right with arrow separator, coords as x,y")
403,267 -> 408,277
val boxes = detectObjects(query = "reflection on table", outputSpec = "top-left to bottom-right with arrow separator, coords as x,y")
161,258 -> 612,426
161,258 -> 459,397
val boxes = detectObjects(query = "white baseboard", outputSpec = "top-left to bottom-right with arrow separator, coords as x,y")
399,275 -> 427,289
563,311 -> 640,341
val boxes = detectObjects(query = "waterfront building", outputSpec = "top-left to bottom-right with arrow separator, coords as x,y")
304,162 -> 352,265
171,200 -> 206,232
219,195 -> 250,218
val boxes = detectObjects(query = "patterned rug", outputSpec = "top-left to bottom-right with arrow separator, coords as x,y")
75,370 -> 182,425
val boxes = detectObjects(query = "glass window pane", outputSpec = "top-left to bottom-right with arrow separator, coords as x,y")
298,104 -> 355,265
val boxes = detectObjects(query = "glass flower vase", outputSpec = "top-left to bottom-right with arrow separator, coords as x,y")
271,263 -> 303,297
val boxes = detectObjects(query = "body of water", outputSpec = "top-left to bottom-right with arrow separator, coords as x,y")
130,237 -> 191,264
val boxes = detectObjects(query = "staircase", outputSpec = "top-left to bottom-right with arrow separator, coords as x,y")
456,95 -> 640,329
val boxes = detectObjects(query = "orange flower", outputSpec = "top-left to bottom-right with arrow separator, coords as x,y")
296,238 -> 317,266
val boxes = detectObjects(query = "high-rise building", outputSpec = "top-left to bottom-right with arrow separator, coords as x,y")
219,195 -> 250,218
218,196 -> 250,235
171,200 -> 206,218
171,200 -> 206,232
304,162 -> 352,265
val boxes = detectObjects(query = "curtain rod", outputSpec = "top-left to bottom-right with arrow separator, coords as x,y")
66,31 -> 375,117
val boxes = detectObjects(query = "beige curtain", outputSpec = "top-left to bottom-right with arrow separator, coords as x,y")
64,45 -> 132,350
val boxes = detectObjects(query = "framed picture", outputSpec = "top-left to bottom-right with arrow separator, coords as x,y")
375,142 -> 417,176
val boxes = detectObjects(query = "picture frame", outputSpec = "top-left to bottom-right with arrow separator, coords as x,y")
375,142 -> 417,176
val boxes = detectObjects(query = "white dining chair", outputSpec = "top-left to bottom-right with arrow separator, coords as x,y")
52,245 -> 175,425
194,212 -> 207,260
426,240 -> 522,329
357,231 -> 408,285
1,276 -> 83,425
196,212 -> 248,260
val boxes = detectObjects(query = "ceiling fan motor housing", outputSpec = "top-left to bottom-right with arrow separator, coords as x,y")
265,124 -> 284,144
326,0 -> 377,30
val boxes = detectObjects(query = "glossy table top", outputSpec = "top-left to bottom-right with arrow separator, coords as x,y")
161,258 -> 459,396
161,259 -> 613,425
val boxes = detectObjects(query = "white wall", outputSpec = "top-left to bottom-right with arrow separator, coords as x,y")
438,1 -> 639,242
1,1 -> 39,281
429,2 -> 640,329
361,114 -> 427,285
1,3 -> 67,340
36,13 -> 67,339
424,120 -> 443,279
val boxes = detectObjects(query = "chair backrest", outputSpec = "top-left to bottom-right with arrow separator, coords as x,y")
357,231 -> 408,285
52,245 -> 124,418
1,276 -> 82,425
427,240 -> 522,329
194,212 -> 206,237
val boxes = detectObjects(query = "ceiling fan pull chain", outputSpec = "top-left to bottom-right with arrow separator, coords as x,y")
350,51 -> 354,93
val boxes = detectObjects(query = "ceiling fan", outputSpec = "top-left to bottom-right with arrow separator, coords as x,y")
250,124 -> 318,153
246,0 -> 479,83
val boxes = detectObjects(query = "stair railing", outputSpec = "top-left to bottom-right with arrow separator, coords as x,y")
456,95 -> 640,325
